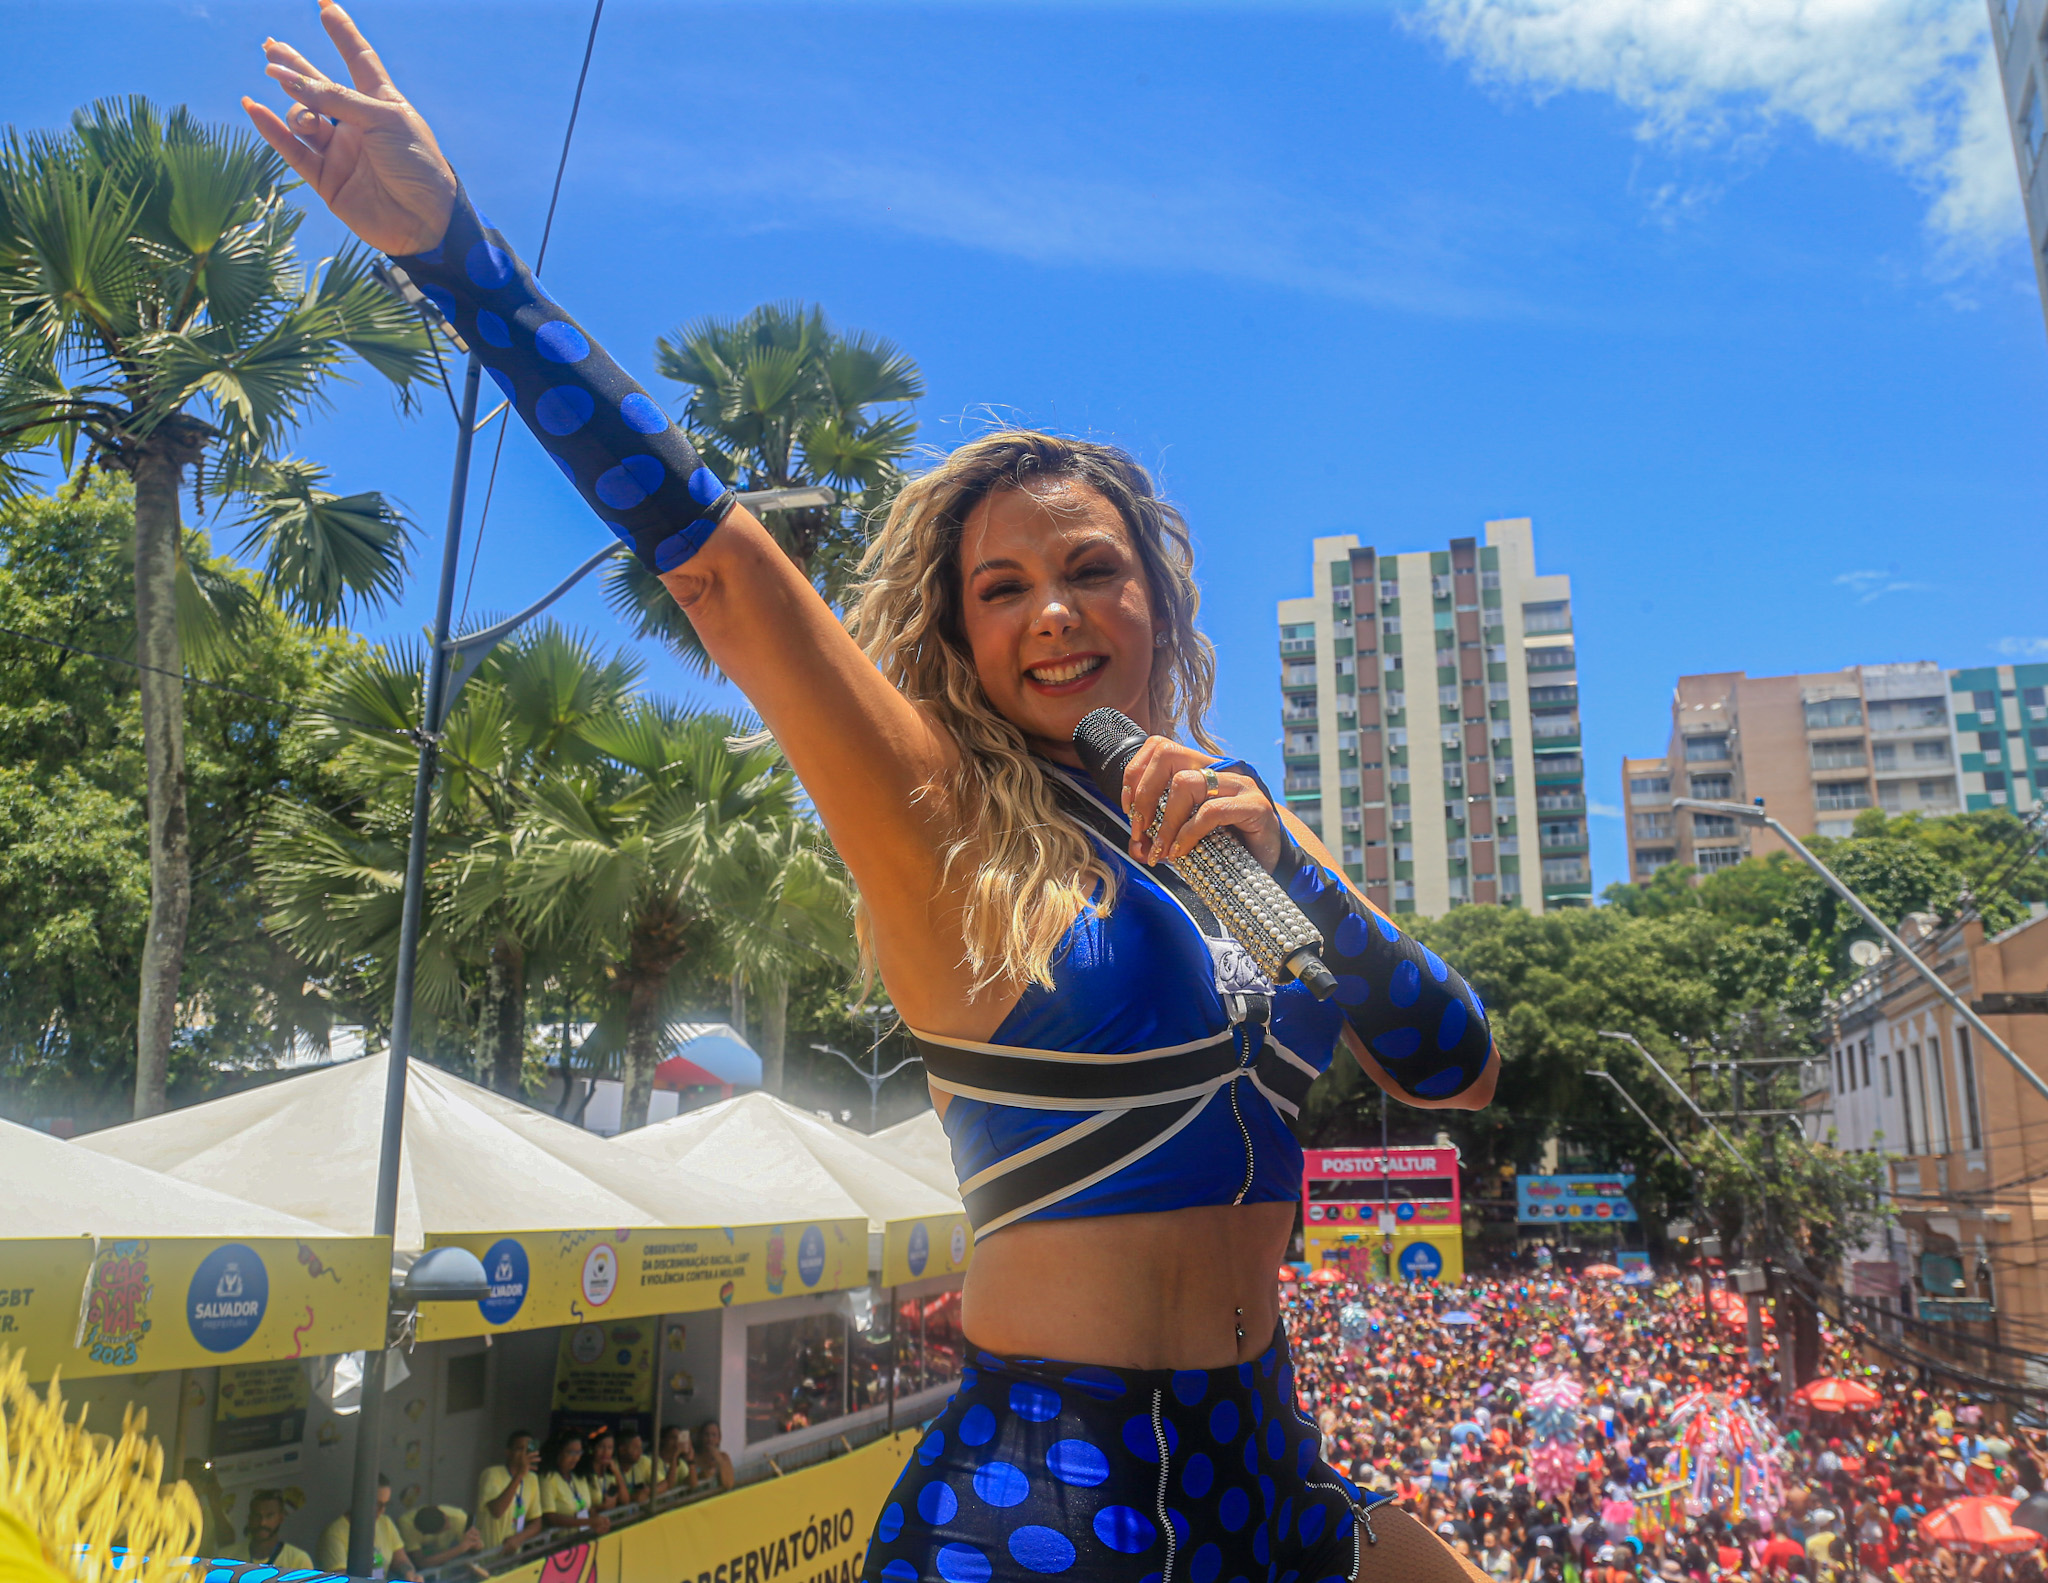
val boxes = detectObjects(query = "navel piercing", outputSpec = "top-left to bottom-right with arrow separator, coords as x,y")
1235,1305 -> 1245,1342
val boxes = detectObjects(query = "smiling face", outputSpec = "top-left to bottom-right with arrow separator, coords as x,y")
957,479 -> 1162,762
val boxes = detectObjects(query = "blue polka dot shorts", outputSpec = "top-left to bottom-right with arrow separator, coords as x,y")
862,1327 -> 1387,1583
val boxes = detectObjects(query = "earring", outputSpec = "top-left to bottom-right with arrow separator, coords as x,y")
1154,631 -> 1169,648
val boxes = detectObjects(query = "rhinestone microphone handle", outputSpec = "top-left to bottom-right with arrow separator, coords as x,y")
1142,793 -> 1332,992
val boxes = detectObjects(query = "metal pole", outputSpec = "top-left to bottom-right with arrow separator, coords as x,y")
1586,1070 -> 1693,1170
347,352 -> 481,1579
1597,1031 -> 1754,1176
1675,800 -> 2048,1110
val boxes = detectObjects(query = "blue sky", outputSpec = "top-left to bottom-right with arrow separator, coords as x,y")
5,0 -> 2044,895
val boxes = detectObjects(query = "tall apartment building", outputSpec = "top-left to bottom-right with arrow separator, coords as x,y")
1989,0 -> 2048,341
1276,518 -> 1585,918
1624,661 -> 2048,882
1950,662 -> 2048,814
1622,663 -> 1961,881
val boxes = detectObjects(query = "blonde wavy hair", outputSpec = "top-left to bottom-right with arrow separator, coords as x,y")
844,430 -> 1219,994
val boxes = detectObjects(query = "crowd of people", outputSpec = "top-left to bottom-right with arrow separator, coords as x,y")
1279,1259 -> 2048,1582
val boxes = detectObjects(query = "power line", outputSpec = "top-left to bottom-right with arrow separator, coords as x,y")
458,0 -> 607,627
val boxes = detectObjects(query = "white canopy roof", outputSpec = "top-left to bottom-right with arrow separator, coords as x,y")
611,1092 -> 962,1231
867,1111 -> 957,1199
76,1058 -> 808,1252
4,1116 -> 339,1240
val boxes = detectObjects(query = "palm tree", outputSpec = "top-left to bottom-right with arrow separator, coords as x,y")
0,97 -> 428,1114
256,624 -> 640,1096
608,302 -> 922,673
717,818 -> 857,1095
507,705 -> 800,1129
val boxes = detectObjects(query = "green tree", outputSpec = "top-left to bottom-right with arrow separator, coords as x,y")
506,706 -> 805,1129
0,478 -> 362,1119
256,624 -> 643,1095
608,302 -> 923,672
0,97 -> 427,1114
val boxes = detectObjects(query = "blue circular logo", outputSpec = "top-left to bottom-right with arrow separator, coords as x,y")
797,1226 -> 826,1288
1397,1242 -> 1444,1282
1396,1202 -> 1416,1222
478,1238 -> 529,1326
907,1223 -> 931,1278
186,1244 -> 268,1353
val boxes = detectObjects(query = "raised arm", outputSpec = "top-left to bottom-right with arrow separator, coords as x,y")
243,3 -> 954,921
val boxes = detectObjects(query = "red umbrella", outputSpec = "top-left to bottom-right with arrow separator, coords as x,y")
1307,1267 -> 1344,1285
1920,1497 -> 2041,1555
1793,1377 -> 1883,1413
1277,1265 -> 1299,1282
1582,1263 -> 1624,1280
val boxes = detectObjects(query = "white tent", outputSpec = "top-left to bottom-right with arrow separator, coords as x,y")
77,1057 -> 806,1251
867,1111 -> 956,1199
611,1092 -> 961,1231
9,1116 -> 346,1239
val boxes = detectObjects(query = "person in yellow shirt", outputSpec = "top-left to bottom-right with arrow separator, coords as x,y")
539,1433 -> 611,1536
656,1425 -> 694,1495
617,1429 -> 659,1507
317,1474 -> 418,1579
221,1489 -> 315,1572
399,1503 -> 483,1571
476,1430 -> 545,1553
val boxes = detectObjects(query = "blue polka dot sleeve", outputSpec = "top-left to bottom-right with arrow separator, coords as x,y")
1212,758 -> 1495,1103
391,186 -> 736,573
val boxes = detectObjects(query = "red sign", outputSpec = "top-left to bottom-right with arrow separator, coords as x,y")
1304,1147 -> 1460,1180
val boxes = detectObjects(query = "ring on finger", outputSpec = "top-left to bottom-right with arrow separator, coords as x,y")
1201,765 -> 1221,800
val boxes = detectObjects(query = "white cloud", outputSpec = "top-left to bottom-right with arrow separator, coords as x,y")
1587,800 -> 1624,818
1835,568 -> 1936,602
1993,636 -> 2048,658
1411,0 -> 2023,254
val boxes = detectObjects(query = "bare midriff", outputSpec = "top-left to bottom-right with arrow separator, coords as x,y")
957,1199 -> 1297,1371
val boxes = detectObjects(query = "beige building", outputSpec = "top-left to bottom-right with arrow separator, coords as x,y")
1277,519 -> 1583,918
1623,662 -> 1961,883
1817,911 -> 2048,1382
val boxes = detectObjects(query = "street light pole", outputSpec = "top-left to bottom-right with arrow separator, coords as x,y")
1672,797 -> 2048,1110
812,1006 -> 922,1132
346,353 -> 482,1578
1586,1069 -> 1694,1171
1596,1030 -> 1754,1175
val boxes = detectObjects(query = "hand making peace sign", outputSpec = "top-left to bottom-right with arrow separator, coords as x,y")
240,0 -> 456,257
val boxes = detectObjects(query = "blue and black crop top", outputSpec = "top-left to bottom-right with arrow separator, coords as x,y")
392,192 -> 1495,1242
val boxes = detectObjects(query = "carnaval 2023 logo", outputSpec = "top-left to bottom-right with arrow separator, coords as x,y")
187,1243 -> 269,1353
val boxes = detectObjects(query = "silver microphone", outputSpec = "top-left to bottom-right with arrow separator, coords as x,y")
1073,708 -> 1338,1000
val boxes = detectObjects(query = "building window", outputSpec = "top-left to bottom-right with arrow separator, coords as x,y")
1527,685 -> 1577,706
1285,771 -> 1322,793
1872,743 -> 1898,772
1693,813 -> 1737,837
1526,647 -> 1575,670
1899,1050 -> 1915,1154
1498,871 -> 1521,897
1540,820 -> 1582,846
1283,662 -> 1316,688
1973,689 -> 1998,713
1880,1051 -> 1891,1098
1815,781 -> 1871,811
1803,696 -> 1864,730
1861,1039 -> 1872,1090
1540,856 -> 1586,885
1985,771 -> 2008,794
1635,848 -> 1673,875
1835,1050 -> 1845,1093
1522,601 -> 1571,633
1912,739 -> 1951,763
1629,775 -> 1671,797
1688,774 -> 1732,800
1695,848 -> 1745,873
1918,778 -> 1956,803
1684,735 -> 1730,762
1810,739 -> 1867,770
1957,1027 -> 1983,1151
1868,697 -> 1947,731
1634,812 -> 1672,840
1979,729 -> 2004,753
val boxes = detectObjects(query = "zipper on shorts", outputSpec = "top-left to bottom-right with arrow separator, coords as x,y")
1151,1388 -> 1177,1583
1228,1023 -> 1257,1205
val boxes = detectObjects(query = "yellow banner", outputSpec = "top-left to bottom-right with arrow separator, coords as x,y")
1305,1223 -> 1465,1284
417,1222 -> 869,1342
0,1236 -> 388,1382
496,1429 -> 916,1583
878,1215 -> 971,1290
